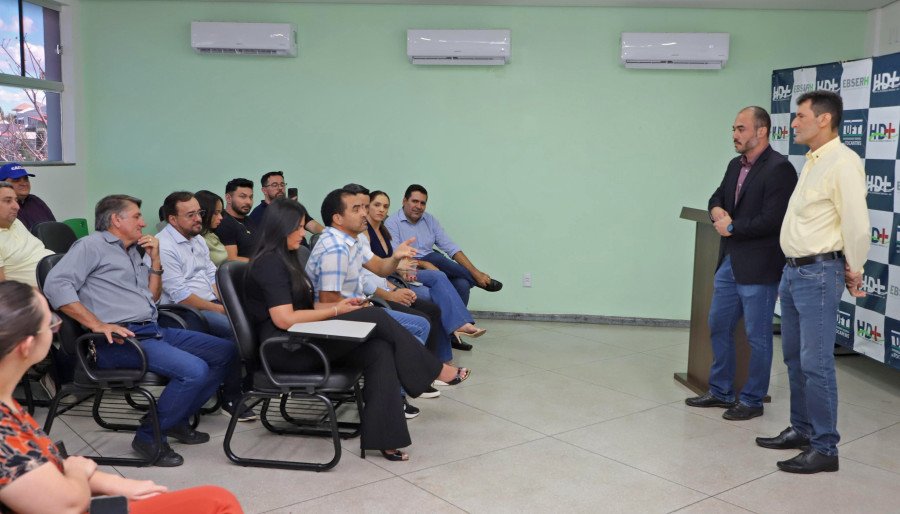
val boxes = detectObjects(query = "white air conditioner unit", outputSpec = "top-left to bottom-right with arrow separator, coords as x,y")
407,29 -> 510,66
191,22 -> 297,57
620,32 -> 729,70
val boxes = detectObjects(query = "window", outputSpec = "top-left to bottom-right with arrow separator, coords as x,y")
0,0 -> 62,163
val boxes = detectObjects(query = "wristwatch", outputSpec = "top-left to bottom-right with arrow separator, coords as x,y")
727,223 -> 734,233
149,267 -> 164,276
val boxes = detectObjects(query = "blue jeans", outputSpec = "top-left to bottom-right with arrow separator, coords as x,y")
421,252 -> 475,305
386,310 -> 429,345
97,322 -> 236,443
410,269 -> 475,334
707,256 -> 778,408
779,259 -> 843,456
185,308 -> 244,405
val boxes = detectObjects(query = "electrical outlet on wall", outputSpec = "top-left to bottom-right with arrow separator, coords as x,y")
522,273 -> 532,287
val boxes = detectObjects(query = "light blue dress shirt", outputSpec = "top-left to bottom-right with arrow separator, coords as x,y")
384,209 -> 461,258
151,224 -> 217,304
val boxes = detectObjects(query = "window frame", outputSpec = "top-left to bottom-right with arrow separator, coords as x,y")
0,0 -> 65,164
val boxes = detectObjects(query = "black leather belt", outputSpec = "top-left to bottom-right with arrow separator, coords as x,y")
127,320 -> 155,326
786,251 -> 843,267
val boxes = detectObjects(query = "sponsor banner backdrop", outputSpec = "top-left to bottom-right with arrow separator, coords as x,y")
773,54 -> 900,370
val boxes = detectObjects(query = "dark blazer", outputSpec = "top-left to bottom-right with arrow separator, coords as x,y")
708,145 -> 797,284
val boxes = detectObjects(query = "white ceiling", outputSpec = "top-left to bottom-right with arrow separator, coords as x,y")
171,0 -> 894,11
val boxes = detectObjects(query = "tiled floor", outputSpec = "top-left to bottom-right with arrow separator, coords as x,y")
34,320 -> 900,513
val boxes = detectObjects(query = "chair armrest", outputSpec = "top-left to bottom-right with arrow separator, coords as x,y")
387,274 -> 409,289
259,336 -> 331,393
158,304 -> 209,332
370,297 -> 391,309
75,333 -> 147,384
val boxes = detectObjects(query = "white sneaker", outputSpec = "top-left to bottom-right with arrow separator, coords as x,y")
432,380 -> 450,387
419,386 -> 441,399
39,373 -> 57,398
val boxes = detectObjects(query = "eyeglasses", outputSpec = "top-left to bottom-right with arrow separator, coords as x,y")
38,312 -> 62,334
181,210 -> 207,219
265,182 -> 287,189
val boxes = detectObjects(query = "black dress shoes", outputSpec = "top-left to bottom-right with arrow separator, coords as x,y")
132,437 -> 184,467
167,424 -> 210,445
722,403 -> 763,420
756,426 -> 811,450
478,279 -> 502,292
451,334 -> 473,351
777,448 -> 839,474
685,392 -> 734,408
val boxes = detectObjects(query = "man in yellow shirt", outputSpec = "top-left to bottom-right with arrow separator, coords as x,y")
0,182 -> 53,286
755,90 -> 870,474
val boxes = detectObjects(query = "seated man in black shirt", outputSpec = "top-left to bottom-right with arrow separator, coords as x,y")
214,178 -> 258,262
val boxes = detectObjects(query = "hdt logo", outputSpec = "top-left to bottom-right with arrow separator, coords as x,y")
771,126 -> 789,141
857,320 -> 882,342
873,71 -> 900,92
867,175 -> 895,193
862,274 -> 888,297
872,227 -> 890,245
816,78 -> 839,92
868,122 -> 897,141
772,85 -> 791,101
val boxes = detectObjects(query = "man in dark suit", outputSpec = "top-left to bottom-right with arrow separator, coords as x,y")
685,106 -> 797,420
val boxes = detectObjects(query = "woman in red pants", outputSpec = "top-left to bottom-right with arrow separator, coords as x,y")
0,280 -> 243,514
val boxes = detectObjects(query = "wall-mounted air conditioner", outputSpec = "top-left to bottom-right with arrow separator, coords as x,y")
191,22 -> 297,57
407,29 -> 510,66
620,32 -> 729,70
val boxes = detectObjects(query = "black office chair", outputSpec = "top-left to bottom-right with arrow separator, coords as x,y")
36,253 -> 193,467
31,221 -> 77,253
217,260 -> 364,471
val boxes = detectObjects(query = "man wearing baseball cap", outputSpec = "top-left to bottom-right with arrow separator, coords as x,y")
0,162 -> 56,230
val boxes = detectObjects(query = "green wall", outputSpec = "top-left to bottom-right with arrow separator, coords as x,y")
77,1 -> 867,319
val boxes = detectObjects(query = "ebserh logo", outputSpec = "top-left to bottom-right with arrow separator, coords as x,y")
843,75 -> 870,90
841,58 -> 872,110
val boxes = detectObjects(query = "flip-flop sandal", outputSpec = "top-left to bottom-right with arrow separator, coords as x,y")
454,328 -> 486,339
444,367 -> 471,386
380,449 -> 409,461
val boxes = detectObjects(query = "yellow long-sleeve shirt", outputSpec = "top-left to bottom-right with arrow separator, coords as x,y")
780,136 -> 870,273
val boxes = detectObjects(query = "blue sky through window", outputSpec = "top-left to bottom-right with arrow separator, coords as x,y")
0,1 -> 45,113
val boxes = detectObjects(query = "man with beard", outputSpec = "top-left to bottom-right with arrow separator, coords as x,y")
215,178 -> 258,262
685,106 -> 797,421
154,191 -> 257,421
248,170 -> 325,235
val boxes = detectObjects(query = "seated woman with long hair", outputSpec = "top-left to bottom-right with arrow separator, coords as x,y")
366,190 -> 485,350
195,189 -> 228,267
245,198 -> 469,461
0,280 -> 243,514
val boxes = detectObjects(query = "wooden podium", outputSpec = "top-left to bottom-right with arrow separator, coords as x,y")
676,207 -> 758,398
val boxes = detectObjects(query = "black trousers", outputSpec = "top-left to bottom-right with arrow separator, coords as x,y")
259,307 -> 442,450
387,299 -> 451,362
